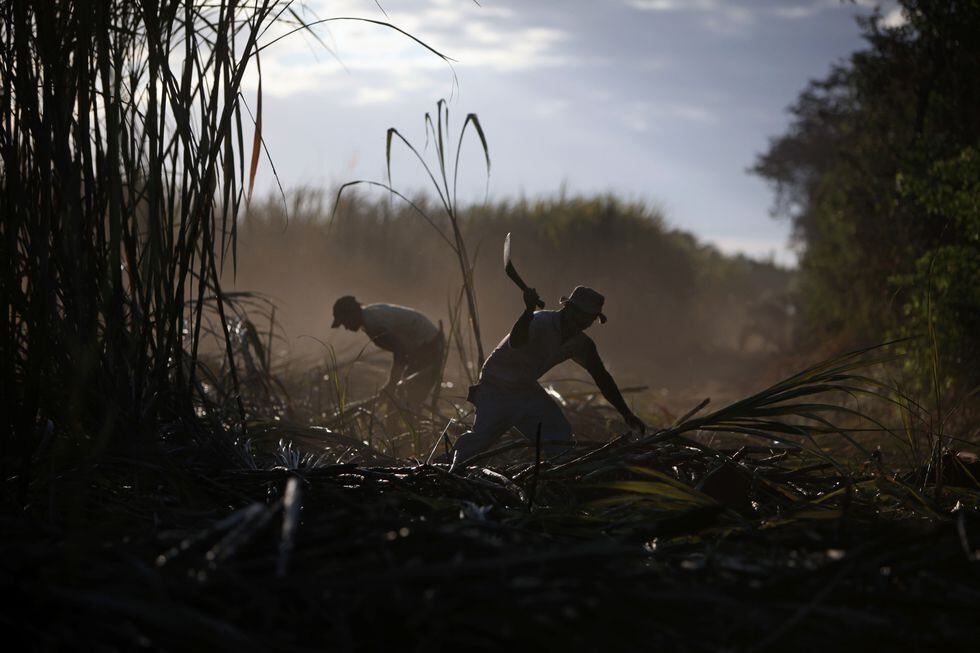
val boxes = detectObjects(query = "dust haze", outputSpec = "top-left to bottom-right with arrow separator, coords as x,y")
229,188 -> 797,418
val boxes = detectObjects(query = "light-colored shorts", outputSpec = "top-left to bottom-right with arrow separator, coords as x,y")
451,382 -> 572,464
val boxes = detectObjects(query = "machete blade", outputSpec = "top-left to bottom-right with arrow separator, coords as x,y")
502,232 -> 544,308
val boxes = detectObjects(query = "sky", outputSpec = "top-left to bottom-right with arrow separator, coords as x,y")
245,0 -> 906,266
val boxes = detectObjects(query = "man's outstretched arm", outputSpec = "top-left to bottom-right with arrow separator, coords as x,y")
384,351 -> 408,392
509,288 -> 542,349
369,330 -> 407,392
573,339 -> 646,435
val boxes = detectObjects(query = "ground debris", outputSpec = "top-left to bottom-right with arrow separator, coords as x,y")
6,429 -> 979,653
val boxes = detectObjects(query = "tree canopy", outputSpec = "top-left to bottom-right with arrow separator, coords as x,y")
753,0 -> 980,398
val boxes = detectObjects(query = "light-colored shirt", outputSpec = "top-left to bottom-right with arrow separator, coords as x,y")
479,310 -> 590,391
362,303 -> 439,354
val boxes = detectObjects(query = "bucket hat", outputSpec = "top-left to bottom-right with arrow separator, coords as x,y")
560,286 -> 607,324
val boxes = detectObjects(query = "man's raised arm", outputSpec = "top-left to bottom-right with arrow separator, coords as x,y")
508,288 -> 542,349
573,339 -> 646,435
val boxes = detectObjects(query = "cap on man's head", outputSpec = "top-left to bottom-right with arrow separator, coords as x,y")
560,285 -> 607,324
331,295 -> 360,328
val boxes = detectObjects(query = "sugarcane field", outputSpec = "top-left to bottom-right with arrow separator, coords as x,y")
3,2 -> 979,651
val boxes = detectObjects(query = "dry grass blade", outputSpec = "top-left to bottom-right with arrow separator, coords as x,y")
454,112 -> 491,205
246,53 -> 262,204
333,100 -> 490,368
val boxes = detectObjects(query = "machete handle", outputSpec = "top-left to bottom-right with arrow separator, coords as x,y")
526,288 -> 545,310
506,261 -> 545,309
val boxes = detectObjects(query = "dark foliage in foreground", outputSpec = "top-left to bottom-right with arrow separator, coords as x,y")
5,347 -> 979,652
0,0 -> 285,492
8,453 -> 979,652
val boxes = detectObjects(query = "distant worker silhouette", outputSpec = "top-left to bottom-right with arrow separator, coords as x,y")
450,285 -> 645,465
331,296 -> 445,406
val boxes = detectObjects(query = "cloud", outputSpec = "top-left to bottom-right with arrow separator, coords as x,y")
627,0 -> 756,35
772,5 -> 820,20
618,100 -> 720,134
452,27 -> 568,70
627,0 -> 903,34
248,0 -> 571,102
637,56 -> 669,73
622,106 -> 650,133
532,99 -> 569,120
664,104 -> 718,125
352,86 -> 398,105
880,7 -> 909,29
708,234 -> 796,266
627,0 -> 680,8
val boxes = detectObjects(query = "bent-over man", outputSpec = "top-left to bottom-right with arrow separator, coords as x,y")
451,285 -> 645,464
331,296 -> 444,405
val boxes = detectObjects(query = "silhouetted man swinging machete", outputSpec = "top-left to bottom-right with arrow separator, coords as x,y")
450,233 -> 646,465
